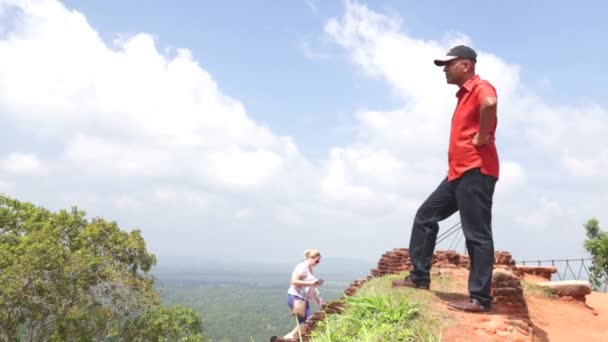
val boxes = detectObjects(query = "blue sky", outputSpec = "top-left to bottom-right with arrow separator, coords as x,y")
1,0 -> 607,263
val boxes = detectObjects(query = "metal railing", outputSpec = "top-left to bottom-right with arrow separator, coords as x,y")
436,222 -> 467,254
436,222 -> 607,291
436,221 -> 462,246
516,258 -> 607,292
435,222 -> 607,291
517,258 -> 592,281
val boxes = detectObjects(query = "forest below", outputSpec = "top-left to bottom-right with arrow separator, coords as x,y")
155,257 -> 373,342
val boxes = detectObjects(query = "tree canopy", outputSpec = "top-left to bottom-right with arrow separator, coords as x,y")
583,218 -> 608,290
0,194 -> 204,341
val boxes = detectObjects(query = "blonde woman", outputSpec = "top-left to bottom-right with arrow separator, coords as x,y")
282,249 -> 324,340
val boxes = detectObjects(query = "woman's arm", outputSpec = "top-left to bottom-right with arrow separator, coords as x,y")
312,287 -> 324,305
291,270 -> 317,287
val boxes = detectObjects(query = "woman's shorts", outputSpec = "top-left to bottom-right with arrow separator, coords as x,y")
287,294 -> 310,323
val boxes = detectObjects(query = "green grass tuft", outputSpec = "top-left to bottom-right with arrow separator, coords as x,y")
522,280 -> 558,299
310,274 -> 449,342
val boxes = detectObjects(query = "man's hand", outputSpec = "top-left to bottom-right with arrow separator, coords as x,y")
472,132 -> 489,147
316,297 -> 324,305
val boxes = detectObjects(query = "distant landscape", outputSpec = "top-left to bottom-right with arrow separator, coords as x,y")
154,257 -> 375,342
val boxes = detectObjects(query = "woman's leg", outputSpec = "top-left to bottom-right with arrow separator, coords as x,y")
284,296 -> 307,338
284,326 -> 299,339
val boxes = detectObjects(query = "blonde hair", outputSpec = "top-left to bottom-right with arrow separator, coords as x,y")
304,249 -> 321,259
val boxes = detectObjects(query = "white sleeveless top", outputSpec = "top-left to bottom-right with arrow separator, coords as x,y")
287,261 -> 318,300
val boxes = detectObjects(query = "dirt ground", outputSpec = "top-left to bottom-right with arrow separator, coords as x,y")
439,268 -> 608,341
527,291 -> 608,341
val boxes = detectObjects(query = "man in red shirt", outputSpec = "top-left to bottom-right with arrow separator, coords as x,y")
392,45 -> 499,313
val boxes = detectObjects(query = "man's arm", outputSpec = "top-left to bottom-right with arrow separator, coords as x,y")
473,96 -> 497,147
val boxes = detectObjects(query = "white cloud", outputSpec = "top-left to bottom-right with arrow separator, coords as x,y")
319,1 -> 607,258
112,195 -> 142,210
305,0 -> 319,15
562,152 -> 608,178
152,187 -> 212,210
153,188 -> 179,202
515,196 -> 565,228
1,152 -> 45,174
0,0 -> 605,261
64,135 -> 175,177
273,205 -> 304,225
236,208 -> 252,220
0,0 -> 291,191
299,39 -> 330,60
496,161 -> 526,195
535,77 -> 552,92
0,179 -> 15,192
201,147 -> 284,189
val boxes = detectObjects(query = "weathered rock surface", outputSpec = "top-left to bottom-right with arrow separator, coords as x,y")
516,266 -> 557,280
538,280 -> 592,298
283,248 -> 534,341
492,268 -> 526,308
495,251 -> 516,266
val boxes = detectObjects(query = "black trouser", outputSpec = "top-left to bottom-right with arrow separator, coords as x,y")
408,168 -> 497,307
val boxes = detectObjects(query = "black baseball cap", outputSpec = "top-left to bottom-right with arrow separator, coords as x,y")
433,45 -> 477,66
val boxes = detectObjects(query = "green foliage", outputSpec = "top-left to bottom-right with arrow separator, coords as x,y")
522,281 -> 558,299
311,293 -> 437,342
155,262 -> 354,342
126,305 -> 205,342
0,194 -> 204,341
309,274 -> 451,342
583,218 -> 608,290
161,284 -> 299,342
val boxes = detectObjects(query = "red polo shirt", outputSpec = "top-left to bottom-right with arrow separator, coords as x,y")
448,75 -> 499,181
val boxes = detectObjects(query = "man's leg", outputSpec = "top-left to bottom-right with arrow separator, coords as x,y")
408,178 -> 459,286
455,169 -> 497,308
